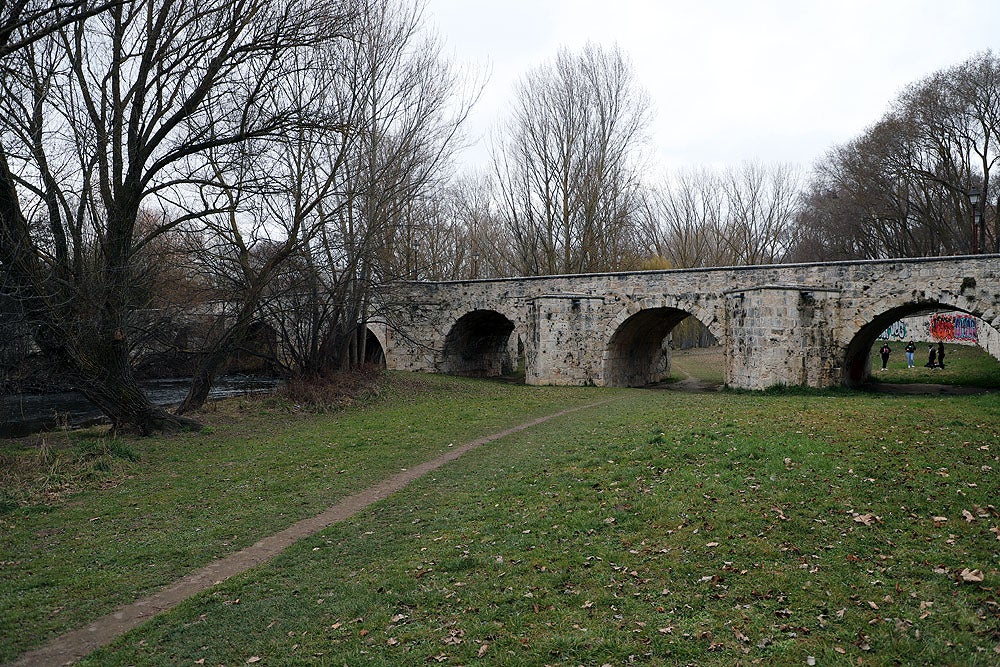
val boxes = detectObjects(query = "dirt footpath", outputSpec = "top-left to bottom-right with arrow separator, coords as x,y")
12,399 -> 612,667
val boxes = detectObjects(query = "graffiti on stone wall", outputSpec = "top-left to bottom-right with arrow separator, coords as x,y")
929,313 -> 978,342
877,321 -> 908,340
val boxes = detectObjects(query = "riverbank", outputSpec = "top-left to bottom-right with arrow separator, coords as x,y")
0,375 -> 281,438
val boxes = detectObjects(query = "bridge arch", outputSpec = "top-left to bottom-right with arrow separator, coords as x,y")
841,292 -> 1000,386
441,309 -> 520,378
364,325 -> 387,367
603,298 -> 723,387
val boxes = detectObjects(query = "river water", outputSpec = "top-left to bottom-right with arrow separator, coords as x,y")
0,375 -> 281,437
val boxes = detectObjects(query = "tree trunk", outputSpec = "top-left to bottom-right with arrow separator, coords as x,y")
175,350 -> 227,415
70,333 -> 201,435
175,299 -> 263,414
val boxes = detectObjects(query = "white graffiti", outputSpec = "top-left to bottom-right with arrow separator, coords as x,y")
878,321 -> 908,340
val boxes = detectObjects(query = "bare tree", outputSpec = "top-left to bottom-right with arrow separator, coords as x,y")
720,161 -> 801,264
492,43 -> 651,275
642,163 -> 800,268
0,0 -> 348,433
263,0 -> 479,377
0,0 -> 115,59
790,50 -> 1000,260
641,168 -> 725,268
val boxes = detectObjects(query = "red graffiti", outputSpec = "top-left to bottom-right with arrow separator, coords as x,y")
929,314 -> 978,342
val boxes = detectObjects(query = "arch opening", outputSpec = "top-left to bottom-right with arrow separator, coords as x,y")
605,308 -> 715,387
364,327 -> 386,367
441,310 -> 517,378
843,303 -> 1000,387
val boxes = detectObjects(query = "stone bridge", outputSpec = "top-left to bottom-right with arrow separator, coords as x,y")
378,256 -> 1000,390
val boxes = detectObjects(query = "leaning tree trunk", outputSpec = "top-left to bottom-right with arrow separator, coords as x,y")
175,301 -> 262,415
69,313 -> 202,436
175,348 -> 228,415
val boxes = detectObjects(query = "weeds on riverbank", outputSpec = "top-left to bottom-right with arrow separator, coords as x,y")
0,436 -> 138,512
280,365 -> 388,412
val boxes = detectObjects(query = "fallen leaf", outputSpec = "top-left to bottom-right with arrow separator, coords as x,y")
854,514 -> 878,526
932,516 -> 948,526
834,646 -> 846,654
246,658 -> 261,665
706,542 -> 720,548
477,643 -> 489,657
962,509 -> 976,523
959,568 -> 984,583
443,629 -> 464,645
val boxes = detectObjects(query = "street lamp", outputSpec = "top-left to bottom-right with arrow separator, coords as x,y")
967,188 -> 981,254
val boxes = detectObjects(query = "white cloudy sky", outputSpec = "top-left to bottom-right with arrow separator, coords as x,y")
423,0 -> 1000,176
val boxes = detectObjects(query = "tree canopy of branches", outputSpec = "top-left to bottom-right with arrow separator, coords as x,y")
256,0 -> 477,383
0,0 -> 350,433
791,50 -> 1000,261
491,43 -> 652,276
641,162 -> 802,269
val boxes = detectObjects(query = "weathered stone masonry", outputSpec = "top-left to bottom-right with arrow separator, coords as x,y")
382,256 -> 1000,390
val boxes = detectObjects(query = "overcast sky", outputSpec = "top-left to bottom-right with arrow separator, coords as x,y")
423,0 -> 1000,177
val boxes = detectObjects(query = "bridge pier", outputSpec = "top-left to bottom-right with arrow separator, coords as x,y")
726,286 -> 843,390
529,294 -> 610,385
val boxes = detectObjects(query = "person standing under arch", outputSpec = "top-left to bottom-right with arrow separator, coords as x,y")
879,342 -> 891,370
905,341 -> 916,368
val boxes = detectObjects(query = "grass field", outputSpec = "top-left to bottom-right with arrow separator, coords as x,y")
877,343 -> 1000,387
669,347 -> 726,386
2,368 -> 999,665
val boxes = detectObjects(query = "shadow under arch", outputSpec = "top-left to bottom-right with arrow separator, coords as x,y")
604,307 -> 716,387
842,302 -> 999,387
364,327 -> 386,367
441,309 -> 517,377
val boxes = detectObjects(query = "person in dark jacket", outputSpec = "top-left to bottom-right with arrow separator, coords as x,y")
926,345 -> 937,368
937,341 -> 946,369
879,343 -> 891,370
905,341 -> 916,368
